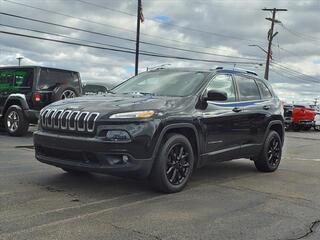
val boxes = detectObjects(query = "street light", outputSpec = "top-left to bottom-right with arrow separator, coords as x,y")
16,56 -> 24,66
248,44 -> 268,55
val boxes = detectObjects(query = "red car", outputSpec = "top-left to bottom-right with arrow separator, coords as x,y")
284,105 -> 316,131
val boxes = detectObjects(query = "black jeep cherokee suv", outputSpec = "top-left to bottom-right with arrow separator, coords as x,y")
0,66 -> 82,136
34,67 -> 284,193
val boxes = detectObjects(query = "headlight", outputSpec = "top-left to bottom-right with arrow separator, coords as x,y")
109,110 -> 155,119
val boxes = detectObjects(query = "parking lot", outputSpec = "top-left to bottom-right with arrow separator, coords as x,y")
1,128 -> 320,240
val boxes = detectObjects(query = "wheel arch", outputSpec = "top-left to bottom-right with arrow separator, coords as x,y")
152,123 -> 201,169
2,94 -> 29,116
265,120 -> 285,144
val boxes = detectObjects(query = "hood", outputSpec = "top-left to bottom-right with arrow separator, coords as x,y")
46,94 -> 189,116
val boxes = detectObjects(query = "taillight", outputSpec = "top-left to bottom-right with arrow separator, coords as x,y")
33,92 -> 41,102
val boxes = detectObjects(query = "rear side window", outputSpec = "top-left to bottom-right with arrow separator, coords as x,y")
235,75 -> 261,101
38,68 -> 80,90
207,74 -> 236,102
256,81 -> 272,99
0,70 -> 14,90
14,68 -> 34,88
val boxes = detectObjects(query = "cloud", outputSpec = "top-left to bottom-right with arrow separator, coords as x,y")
0,0 -> 319,103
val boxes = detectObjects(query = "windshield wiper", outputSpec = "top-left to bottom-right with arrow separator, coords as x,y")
122,91 -> 155,96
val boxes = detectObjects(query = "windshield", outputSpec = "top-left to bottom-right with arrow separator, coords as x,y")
113,71 -> 209,97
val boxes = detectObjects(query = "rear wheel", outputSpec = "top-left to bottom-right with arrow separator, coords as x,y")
254,130 -> 282,172
315,125 -> 320,131
4,105 -> 29,136
303,125 -> 312,131
293,124 -> 301,131
150,134 -> 194,193
53,86 -> 78,101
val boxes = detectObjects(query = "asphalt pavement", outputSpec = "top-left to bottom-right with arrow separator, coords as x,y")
1,127 -> 320,240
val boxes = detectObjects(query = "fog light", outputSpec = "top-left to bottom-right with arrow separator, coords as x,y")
106,130 -> 131,142
122,155 -> 129,163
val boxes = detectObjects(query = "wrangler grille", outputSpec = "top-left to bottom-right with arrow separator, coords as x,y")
40,109 -> 99,133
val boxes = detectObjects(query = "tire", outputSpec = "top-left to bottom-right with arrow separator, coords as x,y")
315,126 -> 320,131
303,126 -> 312,131
293,124 -> 301,131
61,168 -> 87,175
53,86 -> 78,101
150,133 -> 195,193
254,130 -> 282,172
4,105 -> 29,136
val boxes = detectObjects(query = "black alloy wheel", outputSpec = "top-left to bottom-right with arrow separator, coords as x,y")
254,130 -> 282,172
166,143 -> 191,185
150,133 -> 195,193
267,137 -> 281,167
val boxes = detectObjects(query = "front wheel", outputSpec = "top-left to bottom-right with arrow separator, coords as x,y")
314,125 -> 320,131
150,134 -> 195,193
4,105 -> 29,136
254,130 -> 282,172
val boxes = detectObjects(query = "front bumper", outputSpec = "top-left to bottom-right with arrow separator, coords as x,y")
299,120 -> 313,126
33,130 -> 155,178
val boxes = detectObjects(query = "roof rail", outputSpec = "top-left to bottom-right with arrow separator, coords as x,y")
214,66 -> 258,76
147,64 -> 171,71
245,70 -> 258,76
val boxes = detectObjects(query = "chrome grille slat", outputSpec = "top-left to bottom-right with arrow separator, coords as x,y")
41,109 -> 50,127
47,109 -> 57,127
77,112 -> 89,132
87,112 -> 99,132
68,111 -> 80,130
53,110 -> 63,128
61,110 -> 71,130
40,109 -> 99,133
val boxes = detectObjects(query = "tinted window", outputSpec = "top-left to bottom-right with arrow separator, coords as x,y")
236,76 -> 261,101
113,71 -> 208,97
0,70 -> 14,90
206,74 -> 236,102
14,68 -> 34,88
83,85 -> 108,94
256,81 -> 272,99
38,68 -> 79,90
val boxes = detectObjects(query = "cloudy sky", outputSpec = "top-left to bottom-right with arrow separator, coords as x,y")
0,0 -> 319,104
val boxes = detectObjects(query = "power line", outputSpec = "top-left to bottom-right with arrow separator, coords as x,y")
0,30 -> 263,65
279,23 -> 320,43
271,67 -> 320,85
271,63 -> 320,84
0,23 -> 137,52
3,0 -> 266,45
75,0 -> 266,44
2,0 -> 268,58
272,62 -> 320,83
0,23 -> 186,57
0,12 -> 263,61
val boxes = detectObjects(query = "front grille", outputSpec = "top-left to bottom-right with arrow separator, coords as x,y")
40,109 -> 99,133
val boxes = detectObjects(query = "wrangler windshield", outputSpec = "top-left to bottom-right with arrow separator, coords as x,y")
113,71 -> 208,97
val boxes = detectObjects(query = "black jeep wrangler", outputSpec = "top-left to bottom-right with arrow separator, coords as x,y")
0,66 -> 82,136
34,67 -> 284,193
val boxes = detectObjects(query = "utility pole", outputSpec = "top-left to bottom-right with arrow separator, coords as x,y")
135,0 -> 142,76
16,56 -> 23,66
262,8 -> 287,80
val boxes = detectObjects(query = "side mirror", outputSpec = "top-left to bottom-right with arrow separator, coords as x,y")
206,89 -> 228,101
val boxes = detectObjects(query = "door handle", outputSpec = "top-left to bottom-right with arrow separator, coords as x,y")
263,105 -> 271,110
232,107 -> 242,113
